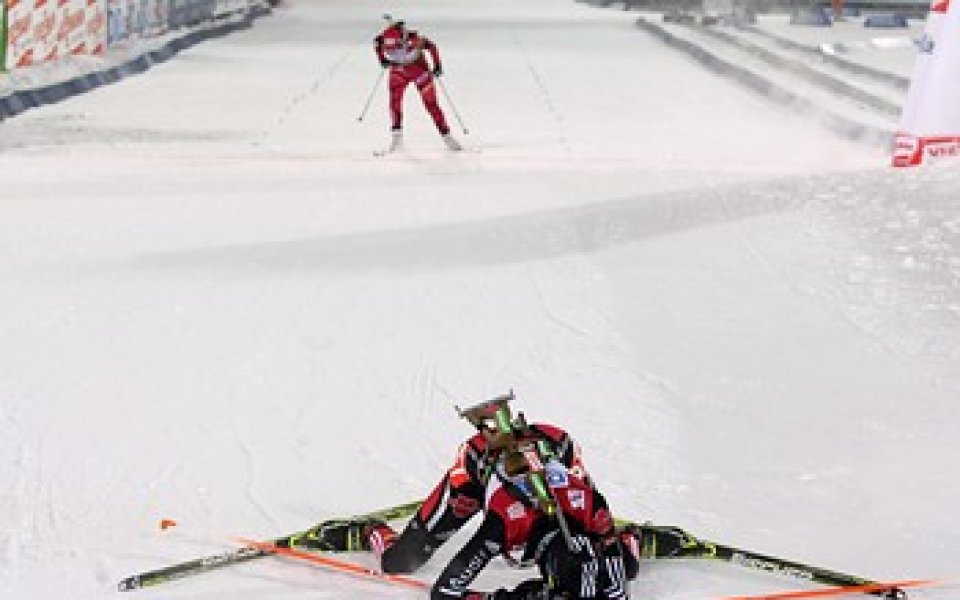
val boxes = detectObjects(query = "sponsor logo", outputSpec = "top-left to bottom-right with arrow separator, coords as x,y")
894,134 -> 919,153
15,48 -> 35,68
88,8 -> 106,36
594,508 -> 613,533
200,547 -> 259,567
10,13 -> 33,45
892,133 -> 921,167
445,547 -> 493,591
506,501 -> 526,520
58,7 -> 85,42
567,489 -> 586,510
33,10 -> 56,42
730,552 -> 816,580
546,464 -> 569,488
448,495 -> 480,519
925,139 -> 960,158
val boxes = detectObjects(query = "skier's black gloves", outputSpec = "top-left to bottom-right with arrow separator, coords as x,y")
513,579 -> 548,599
380,57 -> 391,68
432,64 -> 443,77
465,581 -> 545,600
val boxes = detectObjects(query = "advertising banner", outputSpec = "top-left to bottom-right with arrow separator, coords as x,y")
168,0 -> 214,30
6,0 -> 106,69
107,0 -> 132,45
893,0 -> 960,166
138,0 -> 168,37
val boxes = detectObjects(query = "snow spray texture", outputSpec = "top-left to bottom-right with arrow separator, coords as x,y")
893,0 -> 960,166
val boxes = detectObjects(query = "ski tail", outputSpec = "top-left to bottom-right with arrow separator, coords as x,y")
621,521 -> 925,600
716,579 -> 941,600
235,537 -> 429,590
117,544 -> 268,591
116,500 -> 422,592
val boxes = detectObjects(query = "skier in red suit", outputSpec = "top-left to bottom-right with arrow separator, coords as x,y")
426,440 -> 636,599
294,392 -> 590,574
374,18 -> 461,151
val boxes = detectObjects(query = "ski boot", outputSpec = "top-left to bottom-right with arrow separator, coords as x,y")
441,133 -> 463,151
287,517 -> 389,552
626,522 -> 715,559
388,128 -> 404,153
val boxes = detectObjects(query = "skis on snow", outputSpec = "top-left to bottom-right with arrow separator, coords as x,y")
629,522 -> 912,599
116,500 -> 422,591
119,502 -> 922,599
373,132 -> 465,156
235,536 -> 429,590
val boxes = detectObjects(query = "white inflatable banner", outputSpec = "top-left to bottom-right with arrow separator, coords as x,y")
893,0 -> 960,166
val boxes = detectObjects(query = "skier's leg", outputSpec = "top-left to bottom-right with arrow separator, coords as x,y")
379,472 -> 483,574
620,526 -> 641,580
414,73 -> 450,135
388,70 -> 409,131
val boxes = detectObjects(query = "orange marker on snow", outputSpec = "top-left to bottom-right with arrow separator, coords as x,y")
159,518 -> 177,531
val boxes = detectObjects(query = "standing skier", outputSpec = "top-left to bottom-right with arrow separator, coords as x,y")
292,391 -> 591,574
374,17 -> 462,152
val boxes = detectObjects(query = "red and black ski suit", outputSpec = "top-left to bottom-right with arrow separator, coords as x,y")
430,464 -> 634,600
377,424 -> 589,574
374,24 -> 450,134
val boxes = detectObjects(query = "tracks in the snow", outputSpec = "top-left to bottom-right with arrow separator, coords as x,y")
634,16 -> 909,147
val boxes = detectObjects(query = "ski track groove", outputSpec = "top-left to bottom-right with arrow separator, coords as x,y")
236,433 -> 281,531
257,22 -> 376,145
509,28 -> 570,153
524,262 -> 594,341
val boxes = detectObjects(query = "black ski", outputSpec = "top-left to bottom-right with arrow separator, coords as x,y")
632,523 -> 906,599
117,499 -> 422,592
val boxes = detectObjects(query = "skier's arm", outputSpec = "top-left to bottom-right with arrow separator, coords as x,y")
589,489 -> 631,599
373,35 -> 390,67
384,469 -> 483,574
430,513 -> 504,600
424,38 -> 443,76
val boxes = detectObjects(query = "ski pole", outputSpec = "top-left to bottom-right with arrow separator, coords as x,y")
436,77 -> 469,135
357,68 -> 386,122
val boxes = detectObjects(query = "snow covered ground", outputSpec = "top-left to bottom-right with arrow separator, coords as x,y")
1,0 -> 958,599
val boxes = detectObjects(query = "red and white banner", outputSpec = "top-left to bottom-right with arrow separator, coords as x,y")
6,0 -> 107,69
893,0 -> 960,166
